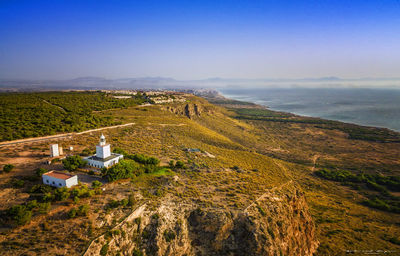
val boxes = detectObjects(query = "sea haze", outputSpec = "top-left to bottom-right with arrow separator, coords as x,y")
219,88 -> 400,132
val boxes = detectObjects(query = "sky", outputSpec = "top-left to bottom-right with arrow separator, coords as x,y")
0,0 -> 400,80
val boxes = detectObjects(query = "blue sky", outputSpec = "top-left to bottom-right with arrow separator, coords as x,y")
0,0 -> 399,79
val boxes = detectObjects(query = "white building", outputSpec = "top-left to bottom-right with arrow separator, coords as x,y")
42,171 -> 78,188
84,134 -> 123,168
50,144 -> 59,157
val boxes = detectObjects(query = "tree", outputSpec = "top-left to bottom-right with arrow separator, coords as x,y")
92,180 -> 102,188
3,164 -> 14,173
62,155 -> 87,171
54,187 -> 70,201
175,160 -> 186,169
102,159 -> 141,182
7,205 -> 32,226
35,167 -> 48,177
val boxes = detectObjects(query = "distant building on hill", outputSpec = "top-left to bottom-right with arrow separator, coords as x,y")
42,171 -> 78,188
84,134 -> 123,168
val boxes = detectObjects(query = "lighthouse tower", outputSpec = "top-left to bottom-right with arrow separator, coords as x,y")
96,134 -> 111,159
85,134 -> 123,168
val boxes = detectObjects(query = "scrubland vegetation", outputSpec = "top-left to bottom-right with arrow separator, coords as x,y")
0,91 -> 149,141
0,92 -> 399,255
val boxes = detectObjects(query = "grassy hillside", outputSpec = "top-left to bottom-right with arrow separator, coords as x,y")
0,92 -> 399,255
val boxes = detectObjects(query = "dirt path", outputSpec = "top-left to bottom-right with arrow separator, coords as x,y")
243,180 -> 293,213
311,154 -> 320,172
0,123 -> 136,147
41,99 -> 67,112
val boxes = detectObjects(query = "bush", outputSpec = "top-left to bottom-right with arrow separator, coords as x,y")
62,155 -> 87,171
100,243 -> 109,256
71,185 -> 94,198
92,180 -> 102,188
37,202 -> 51,214
7,205 -> 32,226
54,187 -> 70,201
3,164 -> 14,173
107,200 -> 120,209
11,179 -> 25,188
163,229 -> 176,242
29,184 -> 53,194
102,159 -> 141,182
132,249 -> 143,256
127,153 -> 160,166
68,204 -> 89,218
175,160 -> 186,169
68,208 -> 77,218
35,168 -> 48,177
127,193 -> 135,207
77,204 -> 89,216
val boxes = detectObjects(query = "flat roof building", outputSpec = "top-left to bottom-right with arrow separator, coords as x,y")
42,171 -> 78,188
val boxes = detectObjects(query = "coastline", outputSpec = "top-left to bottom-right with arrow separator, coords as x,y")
216,88 -> 400,133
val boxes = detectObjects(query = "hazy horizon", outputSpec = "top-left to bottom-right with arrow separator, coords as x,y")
1,0 -> 400,81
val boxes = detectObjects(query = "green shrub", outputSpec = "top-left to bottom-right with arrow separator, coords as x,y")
128,154 -> 160,166
62,155 -> 87,171
35,168 -> 48,177
37,202 -> 51,214
11,179 -> 25,188
77,204 -> 89,216
163,229 -> 176,242
127,193 -> 135,207
7,205 -> 32,226
54,187 -> 70,201
100,243 -> 109,256
92,180 -> 102,188
29,184 -> 53,194
175,160 -> 186,169
132,249 -> 143,256
3,164 -> 14,173
68,208 -> 77,218
102,159 -> 141,182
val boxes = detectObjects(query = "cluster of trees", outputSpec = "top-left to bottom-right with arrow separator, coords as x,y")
315,169 -> 400,213
113,148 -> 160,165
62,155 -> 87,171
102,149 -> 166,181
0,91 -> 150,141
102,159 -> 142,181
68,204 -> 89,218
315,169 -> 400,191
5,200 -> 51,226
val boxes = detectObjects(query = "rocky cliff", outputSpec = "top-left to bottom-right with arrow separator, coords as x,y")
84,182 -> 318,256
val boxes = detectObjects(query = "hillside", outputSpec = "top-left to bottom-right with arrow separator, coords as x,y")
0,91 -> 399,255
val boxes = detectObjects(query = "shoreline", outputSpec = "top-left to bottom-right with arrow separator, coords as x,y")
216,89 -> 400,134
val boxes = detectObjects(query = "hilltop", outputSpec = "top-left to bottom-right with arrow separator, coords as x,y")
0,91 -> 399,255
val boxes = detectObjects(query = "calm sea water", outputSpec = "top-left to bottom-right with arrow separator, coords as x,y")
219,88 -> 400,132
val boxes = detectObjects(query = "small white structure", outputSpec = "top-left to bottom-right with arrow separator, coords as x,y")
84,134 -> 123,168
42,171 -> 78,188
50,144 -> 59,157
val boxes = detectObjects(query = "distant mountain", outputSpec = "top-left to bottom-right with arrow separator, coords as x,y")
1,76 -> 400,91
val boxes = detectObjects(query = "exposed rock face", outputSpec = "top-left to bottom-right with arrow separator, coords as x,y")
84,184 -> 318,256
164,103 -> 204,119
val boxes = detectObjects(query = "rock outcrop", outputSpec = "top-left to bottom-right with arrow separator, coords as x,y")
84,183 -> 318,256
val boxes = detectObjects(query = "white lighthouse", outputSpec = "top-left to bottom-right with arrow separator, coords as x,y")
84,134 -> 123,168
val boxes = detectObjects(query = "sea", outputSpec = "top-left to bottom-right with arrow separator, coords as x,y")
218,87 -> 400,132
